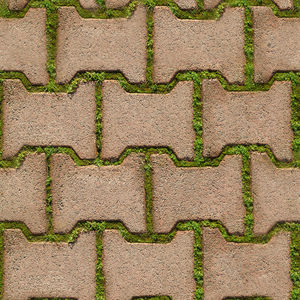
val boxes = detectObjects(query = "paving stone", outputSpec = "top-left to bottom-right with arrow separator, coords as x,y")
79,0 -> 99,9
3,230 -> 96,299
2,80 -> 97,159
101,80 -> 195,160
7,0 -> 28,10
51,153 -> 146,233
174,0 -> 198,9
106,0 -> 131,8
251,152 -> 300,235
0,8 -> 48,85
103,230 -> 195,299
204,0 -> 293,9
253,6 -> 299,83
153,7 -> 245,84
203,227 -> 292,300
56,6 -> 147,83
202,79 -> 293,161
0,154 -> 47,234
151,154 -> 245,234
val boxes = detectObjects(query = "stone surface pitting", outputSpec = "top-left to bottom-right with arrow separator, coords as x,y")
2,80 -> 97,159
251,152 -> 300,235
0,8 -> 48,85
253,6 -> 300,83
3,230 -> 97,299
202,79 -> 293,161
103,230 -> 195,299
51,153 -> 146,233
203,227 -> 292,300
153,7 -> 245,83
204,0 -> 293,9
151,154 -> 245,234
101,80 -> 195,160
0,154 -> 47,234
56,6 -> 147,83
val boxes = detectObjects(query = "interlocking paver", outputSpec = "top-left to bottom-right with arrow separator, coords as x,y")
3,230 -> 96,299
202,79 -> 293,161
2,80 -> 97,159
203,227 -> 292,300
151,154 -> 245,234
0,154 -> 47,234
56,6 -> 147,83
103,230 -> 195,299
79,0 -> 99,9
105,0 -> 131,8
174,0 -> 198,9
0,9 -> 48,85
101,80 -> 195,160
253,6 -> 300,83
251,152 -> 300,235
7,0 -> 28,10
204,0 -> 293,9
51,153 -> 146,233
153,7 -> 245,83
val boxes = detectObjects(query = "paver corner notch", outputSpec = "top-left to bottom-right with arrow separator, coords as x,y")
202,79 -> 293,161
56,5 -> 147,84
51,152 -> 147,233
151,153 -> 245,234
0,8 -> 48,85
102,230 -> 195,299
2,79 -> 97,160
251,152 -> 300,235
3,229 -> 97,299
203,227 -> 292,299
0,153 -> 48,234
153,6 -> 245,84
101,80 -> 195,160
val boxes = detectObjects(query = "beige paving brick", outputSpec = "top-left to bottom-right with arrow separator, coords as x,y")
204,0 -> 293,9
79,0 -> 99,9
2,80 -> 97,159
174,0 -> 198,9
56,6 -> 147,83
0,8 -> 48,85
101,80 -> 195,160
103,230 -> 195,299
251,152 -> 300,235
202,79 -> 293,161
153,7 -> 245,84
0,154 -> 47,234
253,6 -> 299,83
151,154 -> 245,234
3,230 -> 96,299
106,0 -> 130,8
51,153 -> 146,233
203,227 -> 292,300
7,0 -> 28,10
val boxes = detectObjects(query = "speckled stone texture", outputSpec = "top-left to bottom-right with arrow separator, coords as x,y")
103,230 -> 195,299
153,7 -> 245,83
3,230 -> 97,299
51,153 -> 146,233
0,154 -> 47,234
79,0 -> 99,9
204,0 -> 293,9
203,227 -> 292,300
174,0 -> 198,9
0,8 -> 48,85
101,80 -> 195,160
202,79 -> 293,161
2,80 -> 97,159
151,154 -> 245,234
7,0 -> 28,10
56,6 -> 147,83
105,0 -> 130,8
253,6 -> 300,83
251,152 -> 300,235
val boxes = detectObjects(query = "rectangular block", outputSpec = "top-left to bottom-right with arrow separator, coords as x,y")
2,80 -> 97,159
51,153 -> 146,233
202,79 -> 293,161
151,154 -> 245,234
56,6 -> 147,83
3,230 -> 97,300
103,230 -> 195,299
0,154 -> 47,234
0,9 -> 48,84
251,152 -> 300,235
203,228 -> 292,300
153,7 -> 245,83
101,80 -> 195,160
